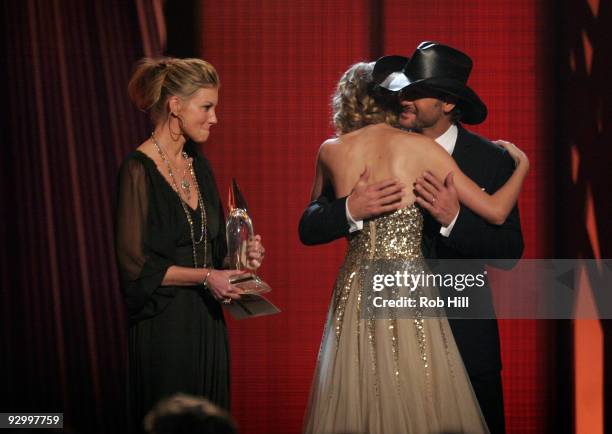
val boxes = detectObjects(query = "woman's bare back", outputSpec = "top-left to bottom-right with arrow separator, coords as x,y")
319,123 -> 441,208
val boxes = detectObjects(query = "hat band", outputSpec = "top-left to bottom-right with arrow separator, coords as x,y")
379,71 -> 410,92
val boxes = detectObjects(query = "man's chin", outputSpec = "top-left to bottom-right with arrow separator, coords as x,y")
399,119 -> 417,130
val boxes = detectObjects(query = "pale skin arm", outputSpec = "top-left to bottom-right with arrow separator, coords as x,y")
415,140 -> 529,225
309,151 -> 326,201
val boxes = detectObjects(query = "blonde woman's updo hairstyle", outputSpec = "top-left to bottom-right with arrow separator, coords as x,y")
128,57 -> 220,123
332,62 -> 398,135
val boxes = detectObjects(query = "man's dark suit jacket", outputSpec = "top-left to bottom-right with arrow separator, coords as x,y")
298,124 -> 524,378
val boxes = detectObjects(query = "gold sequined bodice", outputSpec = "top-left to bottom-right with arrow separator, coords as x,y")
347,204 -> 423,261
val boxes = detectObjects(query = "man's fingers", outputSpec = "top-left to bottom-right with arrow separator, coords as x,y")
377,182 -> 405,197
414,183 -> 436,203
377,191 -> 405,206
414,196 -> 434,212
414,178 -> 438,198
423,171 -> 444,190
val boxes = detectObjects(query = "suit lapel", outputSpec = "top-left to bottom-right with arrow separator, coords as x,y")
450,124 -> 472,170
422,124 -> 472,255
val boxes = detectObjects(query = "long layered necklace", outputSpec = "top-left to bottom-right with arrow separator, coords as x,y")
151,132 -> 208,268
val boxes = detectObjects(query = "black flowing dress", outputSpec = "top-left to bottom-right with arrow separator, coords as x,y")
115,142 -> 229,429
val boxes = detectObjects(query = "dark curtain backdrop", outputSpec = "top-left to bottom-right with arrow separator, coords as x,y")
1,1 -> 608,434
0,1 -> 163,432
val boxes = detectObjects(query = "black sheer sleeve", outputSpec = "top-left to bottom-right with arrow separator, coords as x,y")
115,156 -> 175,320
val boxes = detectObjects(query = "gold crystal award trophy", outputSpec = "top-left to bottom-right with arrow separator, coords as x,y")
224,179 -> 280,319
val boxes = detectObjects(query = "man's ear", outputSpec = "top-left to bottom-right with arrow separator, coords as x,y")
442,101 -> 456,115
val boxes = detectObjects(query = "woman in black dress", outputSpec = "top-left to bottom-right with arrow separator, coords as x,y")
115,57 -> 265,430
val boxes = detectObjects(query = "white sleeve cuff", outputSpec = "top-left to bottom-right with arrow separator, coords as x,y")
346,196 -> 363,233
439,209 -> 460,237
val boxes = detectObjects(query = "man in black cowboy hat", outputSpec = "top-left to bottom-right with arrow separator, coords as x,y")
299,42 -> 524,433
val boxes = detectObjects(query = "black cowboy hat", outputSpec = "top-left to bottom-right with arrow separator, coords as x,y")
373,41 -> 487,124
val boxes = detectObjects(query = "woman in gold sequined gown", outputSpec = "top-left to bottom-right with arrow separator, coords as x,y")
302,63 -> 529,434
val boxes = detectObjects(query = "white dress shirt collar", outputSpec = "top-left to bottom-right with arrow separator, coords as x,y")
435,124 -> 459,155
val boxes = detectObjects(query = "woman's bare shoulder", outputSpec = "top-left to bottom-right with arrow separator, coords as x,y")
316,136 -> 341,164
320,136 -> 341,148
319,136 -> 340,150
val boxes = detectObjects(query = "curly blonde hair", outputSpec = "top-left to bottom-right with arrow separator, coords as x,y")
332,62 -> 398,134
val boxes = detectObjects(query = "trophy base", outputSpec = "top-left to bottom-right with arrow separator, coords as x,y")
225,272 -> 279,320
229,272 -> 271,294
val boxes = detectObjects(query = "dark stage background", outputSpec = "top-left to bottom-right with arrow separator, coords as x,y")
1,0 -> 610,433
